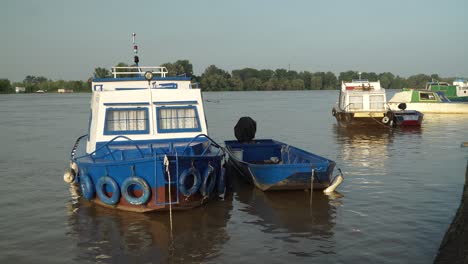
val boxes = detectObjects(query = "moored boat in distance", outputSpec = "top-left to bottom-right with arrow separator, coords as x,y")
63,34 -> 226,212
224,117 -> 343,192
388,89 -> 468,114
332,78 -> 423,128
424,79 -> 468,102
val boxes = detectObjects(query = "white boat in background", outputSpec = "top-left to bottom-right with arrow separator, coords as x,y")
332,78 -> 423,128
388,89 -> 468,114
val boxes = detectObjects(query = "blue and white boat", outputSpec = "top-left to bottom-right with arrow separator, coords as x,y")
224,117 -> 343,192
64,36 -> 225,212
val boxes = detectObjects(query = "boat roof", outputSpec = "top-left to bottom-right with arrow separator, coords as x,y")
341,79 -> 383,92
389,91 -> 413,103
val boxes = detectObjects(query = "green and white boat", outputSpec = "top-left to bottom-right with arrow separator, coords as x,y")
423,79 -> 468,102
388,89 -> 468,114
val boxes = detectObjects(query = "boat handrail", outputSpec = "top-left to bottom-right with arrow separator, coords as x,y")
111,66 -> 169,78
74,135 -> 145,162
71,134 -> 88,159
181,134 -> 223,155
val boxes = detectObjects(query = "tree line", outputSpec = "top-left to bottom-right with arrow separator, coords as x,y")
0,59 -> 463,93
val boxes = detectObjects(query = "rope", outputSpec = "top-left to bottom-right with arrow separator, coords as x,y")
310,168 -> 315,205
163,155 -> 173,237
369,112 -> 394,129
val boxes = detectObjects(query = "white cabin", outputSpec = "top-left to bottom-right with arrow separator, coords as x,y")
15,87 -> 26,93
453,79 -> 468,97
87,66 -> 208,153
337,80 -> 388,113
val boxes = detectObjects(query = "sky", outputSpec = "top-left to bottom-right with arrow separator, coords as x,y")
1,0 -> 467,82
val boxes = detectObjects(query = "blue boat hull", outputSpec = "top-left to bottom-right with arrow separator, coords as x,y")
225,139 -> 336,191
71,135 -> 226,212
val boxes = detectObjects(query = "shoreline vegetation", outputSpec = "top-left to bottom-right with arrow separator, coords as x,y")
1,60 -> 465,93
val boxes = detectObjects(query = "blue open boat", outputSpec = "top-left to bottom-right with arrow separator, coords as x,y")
224,139 -> 339,191
224,117 -> 342,192
63,34 -> 225,212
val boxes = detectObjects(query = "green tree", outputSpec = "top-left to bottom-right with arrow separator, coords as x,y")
406,74 -> 431,88
174,60 -> 193,76
232,68 -> 259,82
261,80 -> 275,90
361,72 -> 378,81
323,72 -> 338,90
0,79 -> 12,93
244,77 -> 262,91
300,71 -> 313,89
290,79 -> 305,90
274,69 -> 288,79
338,71 -> 359,84
311,75 -> 323,90
379,72 -> 395,89
390,76 -> 406,89
94,67 -> 111,78
200,65 -> 231,91
228,76 -> 243,91
23,75 -> 48,92
201,74 -> 229,91
258,69 -> 275,82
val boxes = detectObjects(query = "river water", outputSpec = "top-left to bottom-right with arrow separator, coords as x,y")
0,91 -> 467,263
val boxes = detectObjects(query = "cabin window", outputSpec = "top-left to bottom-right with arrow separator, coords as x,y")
370,95 -> 385,110
104,108 -> 149,135
348,96 -> 363,110
156,106 -> 201,133
420,92 -> 436,101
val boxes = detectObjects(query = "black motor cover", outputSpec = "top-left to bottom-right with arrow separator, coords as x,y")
398,103 -> 407,110
234,117 -> 256,143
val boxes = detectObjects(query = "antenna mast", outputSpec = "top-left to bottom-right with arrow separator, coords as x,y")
132,33 -> 139,67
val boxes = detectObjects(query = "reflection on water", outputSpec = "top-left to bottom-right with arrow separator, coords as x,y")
333,124 -> 424,173
66,186 -> 233,263
333,125 -> 395,171
229,170 -> 341,258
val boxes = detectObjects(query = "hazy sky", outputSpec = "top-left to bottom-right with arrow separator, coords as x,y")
1,0 -> 467,82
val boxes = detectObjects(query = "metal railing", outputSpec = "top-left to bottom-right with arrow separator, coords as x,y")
111,66 -> 169,78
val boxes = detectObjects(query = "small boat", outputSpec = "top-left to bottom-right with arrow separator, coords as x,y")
224,117 -> 343,192
332,77 -> 423,128
388,89 -> 468,114
35,89 -> 46,93
424,79 -> 468,102
63,34 -> 226,212
391,103 -> 424,127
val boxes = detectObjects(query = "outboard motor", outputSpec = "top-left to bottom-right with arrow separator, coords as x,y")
398,103 -> 407,110
234,117 -> 256,143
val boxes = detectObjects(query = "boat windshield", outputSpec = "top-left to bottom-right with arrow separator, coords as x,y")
436,91 -> 451,102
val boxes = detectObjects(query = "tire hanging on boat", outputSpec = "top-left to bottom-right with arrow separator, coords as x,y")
63,168 -> 76,183
121,176 -> 151,205
200,165 -> 217,197
344,114 -> 352,122
80,174 -> 95,200
179,167 -> 201,196
382,116 -> 390,124
96,176 -> 121,205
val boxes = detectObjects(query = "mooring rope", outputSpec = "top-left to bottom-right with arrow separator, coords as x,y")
163,155 -> 173,237
310,168 -> 315,205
